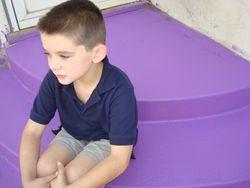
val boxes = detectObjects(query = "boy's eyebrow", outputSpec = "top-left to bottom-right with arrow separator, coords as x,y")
42,47 -> 75,54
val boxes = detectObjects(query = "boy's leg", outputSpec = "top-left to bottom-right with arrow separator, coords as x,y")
36,143 -> 73,177
51,139 -> 111,187
65,155 -> 96,184
37,128 -> 85,178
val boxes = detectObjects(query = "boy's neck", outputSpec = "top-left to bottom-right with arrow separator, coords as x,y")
74,61 -> 104,90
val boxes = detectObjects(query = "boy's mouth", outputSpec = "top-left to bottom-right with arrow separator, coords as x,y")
55,74 -> 67,79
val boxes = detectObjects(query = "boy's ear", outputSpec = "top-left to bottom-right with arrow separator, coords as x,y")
92,43 -> 107,64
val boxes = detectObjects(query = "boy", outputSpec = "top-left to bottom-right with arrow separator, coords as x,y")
19,0 -> 138,187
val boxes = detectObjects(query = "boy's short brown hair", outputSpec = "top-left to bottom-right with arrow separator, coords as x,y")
37,0 -> 106,51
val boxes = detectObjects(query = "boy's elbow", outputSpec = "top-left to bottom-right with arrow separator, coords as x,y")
118,159 -> 129,173
120,160 -> 130,173
109,144 -> 133,173
23,119 -> 46,138
121,155 -> 131,170
110,154 -> 131,173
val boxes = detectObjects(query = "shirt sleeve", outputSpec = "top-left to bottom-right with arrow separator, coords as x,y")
109,86 -> 138,145
29,70 -> 57,125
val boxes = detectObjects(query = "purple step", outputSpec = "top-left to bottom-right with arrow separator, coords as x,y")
0,67 -> 60,168
1,67 -> 250,187
6,3 -> 250,122
0,155 -> 21,187
108,106 -> 250,188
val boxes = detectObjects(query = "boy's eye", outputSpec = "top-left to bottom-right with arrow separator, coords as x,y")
43,52 -> 70,59
60,55 -> 71,59
43,52 -> 51,58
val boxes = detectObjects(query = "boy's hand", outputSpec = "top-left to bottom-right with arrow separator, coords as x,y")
23,172 -> 57,188
50,161 -> 68,188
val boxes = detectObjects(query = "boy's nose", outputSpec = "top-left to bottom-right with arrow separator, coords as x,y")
49,61 -> 62,70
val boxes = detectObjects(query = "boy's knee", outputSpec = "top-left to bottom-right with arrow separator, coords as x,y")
65,165 -> 90,184
65,166 -> 81,184
65,167 -> 106,186
37,156 -> 57,177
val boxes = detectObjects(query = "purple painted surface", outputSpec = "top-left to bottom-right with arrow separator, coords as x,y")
0,155 -> 21,188
6,31 -> 39,45
2,67 -> 250,187
6,5 -> 250,121
1,2 -> 250,188
0,68 -> 60,187
108,105 -> 250,187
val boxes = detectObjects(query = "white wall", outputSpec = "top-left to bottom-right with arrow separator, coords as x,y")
0,0 -> 10,46
151,0 -> 250,61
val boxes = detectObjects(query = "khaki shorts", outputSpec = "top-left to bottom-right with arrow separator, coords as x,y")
49,127 -> 111,165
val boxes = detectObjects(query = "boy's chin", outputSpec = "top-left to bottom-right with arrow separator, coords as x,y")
57,78 -> 73,85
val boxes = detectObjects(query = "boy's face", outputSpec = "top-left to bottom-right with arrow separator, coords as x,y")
40,33 -> 95,85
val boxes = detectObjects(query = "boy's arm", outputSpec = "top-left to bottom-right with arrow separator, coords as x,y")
67,144 -> 133,188
19,118 -> 46,185
65,87 -> 137,187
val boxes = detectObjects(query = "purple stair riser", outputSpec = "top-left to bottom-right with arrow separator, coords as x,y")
138,86 -> 250,121
8,56 -> 250,121
8,48 -> 250,122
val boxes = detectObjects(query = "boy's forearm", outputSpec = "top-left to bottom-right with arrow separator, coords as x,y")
68,154 -> 129,188
19,131 -> 41,184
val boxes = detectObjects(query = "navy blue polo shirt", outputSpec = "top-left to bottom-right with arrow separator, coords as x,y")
30,56 -> 138,146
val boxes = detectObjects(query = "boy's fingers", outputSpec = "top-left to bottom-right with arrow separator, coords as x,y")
57,161 -> 67,184
42,172 -> 58,182
57,161 -> 65,175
